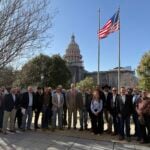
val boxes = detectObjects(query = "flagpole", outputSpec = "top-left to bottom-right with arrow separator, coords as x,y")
118,8 -> 121,93
97,8 -> 100,86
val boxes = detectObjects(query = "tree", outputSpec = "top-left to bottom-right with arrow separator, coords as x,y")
137,51 -> 150,90
15,54 -> 51,87
0,0 -> 54,68
0,66 -> 16,87
76,77 -> 95,90
48,55 -> 71,88
16,54 -> 71,88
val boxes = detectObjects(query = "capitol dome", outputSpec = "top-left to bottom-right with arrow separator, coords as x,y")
64,35 -> 83,66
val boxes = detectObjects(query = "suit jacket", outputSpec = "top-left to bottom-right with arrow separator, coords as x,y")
103,92 -> 112,109
0,94 -> 4,109
85,93 -> 93,112
52,93 -> 64,111
132,94 -> 140,114
116,94 -> 133,117
21,92 -> 36,109
34,92 -> 43,111
3,93 -> 20,111
76,92 -> 89,110
66,89 -> 78,109
107,94 -> 119,115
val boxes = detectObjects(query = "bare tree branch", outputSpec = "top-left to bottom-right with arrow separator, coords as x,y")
0,0 -> 55,68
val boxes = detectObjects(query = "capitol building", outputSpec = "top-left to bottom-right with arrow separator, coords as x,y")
64,35 -> 138,88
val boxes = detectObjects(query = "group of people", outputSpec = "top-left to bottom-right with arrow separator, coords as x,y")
0,84 -> 149,144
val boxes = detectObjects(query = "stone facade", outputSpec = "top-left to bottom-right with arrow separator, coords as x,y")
86,67 -> 138,88
64,35 -> 84,83
64,35 -> 138,88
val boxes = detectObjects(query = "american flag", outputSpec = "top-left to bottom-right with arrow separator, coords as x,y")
98,10 -> 120,39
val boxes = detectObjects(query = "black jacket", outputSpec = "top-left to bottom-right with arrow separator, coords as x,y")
34,92 -> 43,111
107,94 -> 120,115
104,92 -> 113,109
3,93 -> 20,111
116,94 -> 133,117
21,92 -> 36,109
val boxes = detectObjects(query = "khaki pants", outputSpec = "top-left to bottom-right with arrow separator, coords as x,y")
2,109 -> 17,132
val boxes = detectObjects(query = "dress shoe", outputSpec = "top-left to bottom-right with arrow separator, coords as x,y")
111,132 -> 117,136
9,130 -> 16,133
126,137 -> 131,142
51,128 -> 55,132
3,131 -> 7,135
79,128 -> 83,131
136,137 -> 141,141
118,136 -> 124,141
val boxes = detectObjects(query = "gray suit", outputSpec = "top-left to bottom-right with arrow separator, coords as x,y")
52,93 -> 64,129
66,89 -> 78,128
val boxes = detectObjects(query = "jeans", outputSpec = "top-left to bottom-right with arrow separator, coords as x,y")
21,106 -> 33,129
52,107 -> 63,129
42,106 -> 51,129
132,112 -> 141,138
79,107 -> 88,129
118,115 -> 130,137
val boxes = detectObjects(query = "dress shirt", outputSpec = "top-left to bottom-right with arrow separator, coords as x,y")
56,93 -> 61,106
12,94 -> 16,102
112,95 -> 116,107
121,95 -> 126,104
28,92 -> 33,106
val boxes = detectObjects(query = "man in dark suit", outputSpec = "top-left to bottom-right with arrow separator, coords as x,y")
2,87 -> 19,134
102,84 -> 112,133
77,88 -> 89,131
117,87 -> 133,142
15,87 -> 23,129
34,87 -> 43,130
107,87 -> 119,135
21,86 -> 35,131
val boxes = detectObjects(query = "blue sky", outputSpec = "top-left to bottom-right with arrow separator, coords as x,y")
43,0 -> 150,72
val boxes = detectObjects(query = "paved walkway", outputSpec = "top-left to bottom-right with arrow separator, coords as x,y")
0,129 -> 149,150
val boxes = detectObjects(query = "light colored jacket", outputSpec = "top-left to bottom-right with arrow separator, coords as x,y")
52,93 -> 64,111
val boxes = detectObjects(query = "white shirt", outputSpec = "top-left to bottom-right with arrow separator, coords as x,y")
113,95 -> 116,104
12,94 -> 16,102
56,93 -> 61,106
132,95 -> 140,104
121,95 -> 126,104
28,92 -> 33,106
104,91 -> 108,99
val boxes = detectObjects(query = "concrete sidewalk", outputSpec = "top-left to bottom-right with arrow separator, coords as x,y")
0,129 -> 149,150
